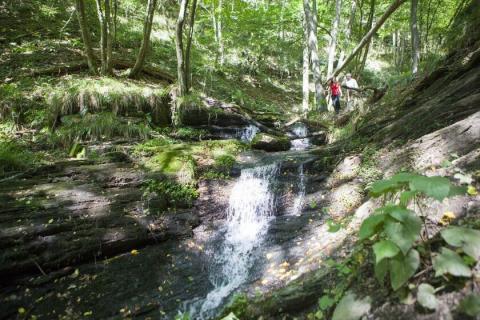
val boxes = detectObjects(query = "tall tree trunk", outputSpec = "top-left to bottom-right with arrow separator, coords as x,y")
333,0 -> 407,77
338,0 -> 357,68
357,0 -> 375,76
129,0 -> 157,78
95,0 -> 108,74
75,0 -> 97,74
185,0 -> 198,90
302,9 -> 310,112
113,0 -> 118,44
176,0 -> 189,97
104,0 -> 113,74
410,0 -> 420,75
327,0 -> 341,78
304,0 -> 325,111
217,0 -> 224,65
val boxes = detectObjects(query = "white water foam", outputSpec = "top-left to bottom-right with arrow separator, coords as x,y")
290,123 -> 310,151
239,125 -> 259,142
191,163 -> 279,319
291,164 -> 306,216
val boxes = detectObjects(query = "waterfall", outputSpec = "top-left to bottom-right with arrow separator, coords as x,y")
290,123 -> 310,151
191,163 -> 279,318
291,164 -> 306,216
239,125 -> 259,142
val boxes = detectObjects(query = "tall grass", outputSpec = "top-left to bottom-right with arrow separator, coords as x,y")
51,112 -> 151,147
46,77 -> 171,121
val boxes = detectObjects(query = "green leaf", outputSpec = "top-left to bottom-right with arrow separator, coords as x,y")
441,226 -> 480,260
359,214 -> 385,240
390,172 -> 421,183
332,292 -> 371,320
369,179 -> 402,197
432,247 -> 472,277
374,258 -> 389,283
327,220 -> 342,233
409,176 -> 451,201
373,240 -> 401,264
448,185 -> 467,197
417,283 -> 438,310
384,213 -> 421,254
399,191 -> 418,207
318,295 -> 335,310
458,294 -> 480,317
390,249 -> 420,291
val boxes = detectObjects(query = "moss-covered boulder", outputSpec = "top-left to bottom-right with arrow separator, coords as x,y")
251,133 -> 291,152
179,103 -> 249,127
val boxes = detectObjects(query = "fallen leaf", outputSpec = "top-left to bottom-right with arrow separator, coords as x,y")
131,249 -> 139,255
467,185 -> 478,196
439,211 -> 456,225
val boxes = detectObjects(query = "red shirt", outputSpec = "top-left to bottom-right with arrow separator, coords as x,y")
330,82 -> 341,96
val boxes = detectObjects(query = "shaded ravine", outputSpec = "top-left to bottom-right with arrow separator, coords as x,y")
0,124 -> 324,320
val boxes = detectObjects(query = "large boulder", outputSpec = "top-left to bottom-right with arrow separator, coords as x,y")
251,133 -> 291,152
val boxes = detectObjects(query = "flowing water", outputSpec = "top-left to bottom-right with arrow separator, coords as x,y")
290,122 -> 310,151
189,163 -> 280,319
239,124 -> 260,142
291,164 -> 306,216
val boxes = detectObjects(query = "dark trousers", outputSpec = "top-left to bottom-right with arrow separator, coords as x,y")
332,95 -> 341,114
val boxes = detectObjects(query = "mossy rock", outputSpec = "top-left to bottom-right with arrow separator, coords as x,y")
179,103 -> 249,127
251,133 -> 291,152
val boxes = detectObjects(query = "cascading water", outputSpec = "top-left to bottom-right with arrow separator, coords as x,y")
290,123 -> 310,151
239,125 -> 259,142
291,164 -> 306,216
190,163 -> 279,319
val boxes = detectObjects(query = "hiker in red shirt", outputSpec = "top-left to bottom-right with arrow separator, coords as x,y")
328,77 -> 342,114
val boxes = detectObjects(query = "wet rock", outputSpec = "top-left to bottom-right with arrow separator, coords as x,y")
195,179 -> 235,222
0,160 -> 198,282
251,133 -> 291,152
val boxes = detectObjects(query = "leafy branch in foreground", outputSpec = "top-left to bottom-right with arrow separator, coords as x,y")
356,171 -> 480,315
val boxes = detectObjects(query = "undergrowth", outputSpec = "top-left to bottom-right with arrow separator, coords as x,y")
50,112 -> 151,147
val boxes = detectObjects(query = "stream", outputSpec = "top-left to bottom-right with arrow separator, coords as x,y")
1,123 -> 326,320
186,123 -> 313,319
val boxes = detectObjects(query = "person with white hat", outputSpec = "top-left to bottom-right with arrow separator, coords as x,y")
343,73 -> 359,111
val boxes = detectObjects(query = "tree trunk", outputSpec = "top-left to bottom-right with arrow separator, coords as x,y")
104,0 -> 113,74
338,0 -> 357,67
113,0 -> 118,43
75,0 -> 97,74
176,0 -> 189,97
410,0 -> 420,75
129,0 -> 157,78
333,0 -> 407,77
304,0 -> 325,111
327,0 -> 342,78
357,0 -> 375,76
217,0 -> 224,65
95,0 -> 108,74
302,9 -> 310,112
185,0 -> 198,90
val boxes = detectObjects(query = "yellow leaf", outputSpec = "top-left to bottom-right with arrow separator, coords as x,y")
83,311 -> 93,316
439,211 -> 456,225
131,249 -> 139,255
18,307 -> 26,314
467,185 -> 478,196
